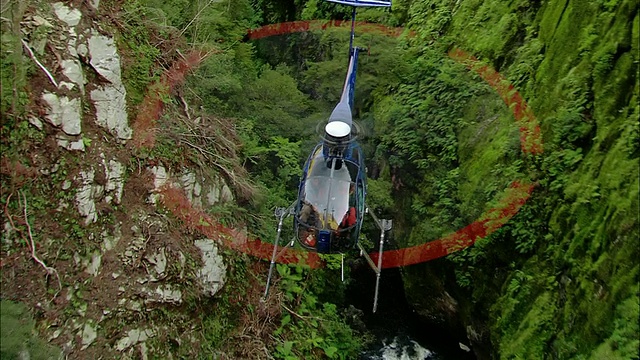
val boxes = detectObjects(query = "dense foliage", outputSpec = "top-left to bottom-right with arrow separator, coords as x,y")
128,0 -> 374,357
110,0 -> 640,358
384,1 -> 638,359
0,301 -> 62,359
1,0 -> 636,358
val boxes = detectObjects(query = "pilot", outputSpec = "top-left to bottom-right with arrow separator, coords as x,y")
299,201 -> 312,223
299,201 -> 319,247
299,201 -> 319,226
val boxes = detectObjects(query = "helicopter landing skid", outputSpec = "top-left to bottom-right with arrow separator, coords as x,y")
359,206 -> 392,313
263,203 -> 296,300
261,203 -> 392,314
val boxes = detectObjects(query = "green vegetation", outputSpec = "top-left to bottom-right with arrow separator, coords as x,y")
119,0 -> 639,357
0,0 -> 636,358
117,0 -> 165,106
0,300 -> 62,359
389,0 -> 638,359
0,1 -> 28,120
114,1 -> 374,357
270,264 -> 369,359
1,1 -> 35,167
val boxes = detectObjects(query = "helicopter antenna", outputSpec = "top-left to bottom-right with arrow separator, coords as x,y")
348,7 -> 356,57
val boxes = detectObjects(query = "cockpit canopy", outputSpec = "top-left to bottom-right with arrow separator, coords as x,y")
295,146 -> 362,253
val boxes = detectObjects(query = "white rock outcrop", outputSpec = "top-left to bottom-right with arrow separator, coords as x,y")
53,3 -> 86,94
56,135 -> 85,151
73,157 -> 126,223
144,248 -> 167,281
180,172 -> 201,206
88,31 -> 123,85
81,322 -> 97,350
61,59 -> 86,94
84,252 -> 101,276
150,285 -> 182,304
53,2 -> 82,27
103,159 -> 125,204
88,30 -> 131,140
76,170 -> 101,224
42,92 -> 82,136
115,328 -> 155,352
90,86 -> 131,140
194,239 -> 226,296
101,226 -> 121,252
148,166 -> 169,204
148,166 -> 234,208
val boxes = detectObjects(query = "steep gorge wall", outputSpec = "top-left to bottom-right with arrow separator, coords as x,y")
1,2 -> 234,358
398,0 -> 638,358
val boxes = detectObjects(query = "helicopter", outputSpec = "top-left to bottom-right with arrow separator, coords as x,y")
263,0 -> 393,313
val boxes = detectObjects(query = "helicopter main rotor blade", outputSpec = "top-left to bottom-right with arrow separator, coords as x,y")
325,0 -> 391,7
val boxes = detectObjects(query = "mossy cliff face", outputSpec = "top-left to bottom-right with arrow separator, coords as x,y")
394,0 -> 638,358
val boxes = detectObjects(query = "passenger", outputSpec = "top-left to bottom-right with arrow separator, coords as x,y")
299,201 -> 314,225
340,206 -> 357,229
299,201 -> 319,247
322,213 -> 338,230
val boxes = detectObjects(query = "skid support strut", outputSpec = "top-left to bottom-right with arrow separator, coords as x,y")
263,203 -> 295,299
358,206 -> 392,313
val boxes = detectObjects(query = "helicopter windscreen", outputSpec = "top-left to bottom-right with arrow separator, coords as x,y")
299,152 -> 358,232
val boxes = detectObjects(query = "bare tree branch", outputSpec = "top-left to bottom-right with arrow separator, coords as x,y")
20,191 -> 62,295
179,0 -> 217,37
4,191 -> 62,297
21,39 -> 58,88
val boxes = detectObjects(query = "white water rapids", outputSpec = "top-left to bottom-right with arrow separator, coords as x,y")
361,336 -> 435,360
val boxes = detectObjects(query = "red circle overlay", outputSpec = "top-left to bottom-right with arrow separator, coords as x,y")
134,21 -> 543,269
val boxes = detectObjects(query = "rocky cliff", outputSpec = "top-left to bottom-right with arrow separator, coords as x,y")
1,2 -> 233,358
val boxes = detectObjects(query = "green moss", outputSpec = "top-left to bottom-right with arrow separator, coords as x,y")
0,301 -> 62,360
118,0 -> 164,106
398,0 -> 638,358
457,93 -> 522,221
589,296 -> 640,359
498,292 -> 558,359
0,1 -> 28,118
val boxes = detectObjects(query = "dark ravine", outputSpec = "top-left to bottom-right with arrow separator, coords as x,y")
346,262 -> 477,359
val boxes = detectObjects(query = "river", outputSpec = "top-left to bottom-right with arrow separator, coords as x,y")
346,266 -> 477,360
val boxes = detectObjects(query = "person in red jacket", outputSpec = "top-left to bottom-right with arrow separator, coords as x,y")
340,206 -> 357,229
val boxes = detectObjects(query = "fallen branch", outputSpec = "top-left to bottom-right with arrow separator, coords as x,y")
182,139 -> 240,182
20,191 -> 62,294
281,303 -> 308,321
175,48 -> 188,62
281,303 -> 322,323
4,191 -> 62,296
182,139 -> 227,162
21,39 -> 58,88
178,94 -> 192,120
4,192 -> 32,253
179,0 -> 217,37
